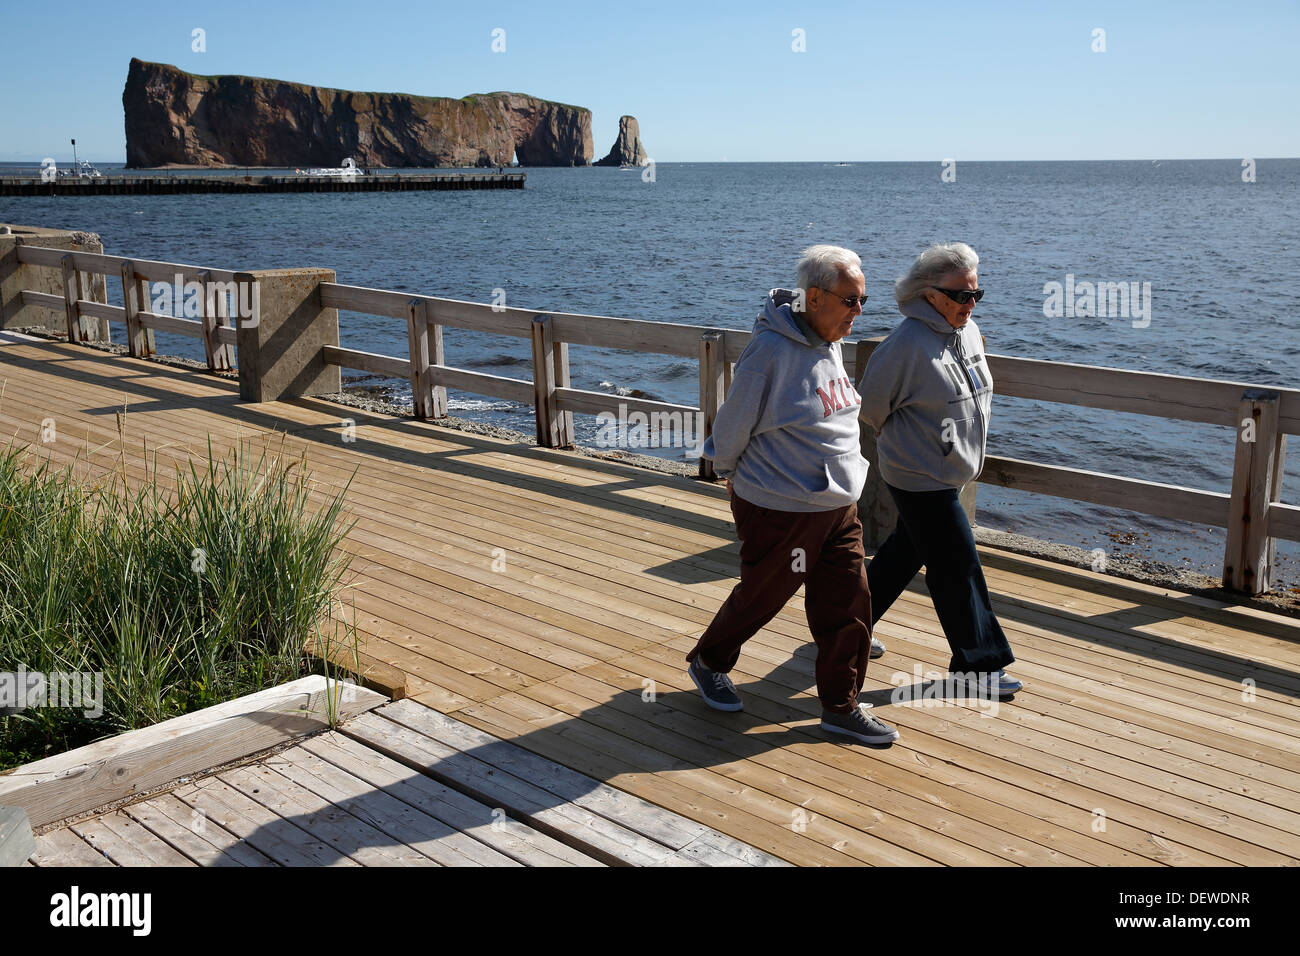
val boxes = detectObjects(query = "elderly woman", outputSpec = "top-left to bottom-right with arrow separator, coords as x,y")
856,242 -> 1021,697
688,244 -> 899,746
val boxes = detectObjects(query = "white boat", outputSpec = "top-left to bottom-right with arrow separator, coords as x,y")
57,161 -> 103,179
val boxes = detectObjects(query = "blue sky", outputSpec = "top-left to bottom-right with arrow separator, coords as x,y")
2,0 -> 1296,162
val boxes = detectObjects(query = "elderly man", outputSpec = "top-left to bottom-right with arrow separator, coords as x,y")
686,245 -> 899,745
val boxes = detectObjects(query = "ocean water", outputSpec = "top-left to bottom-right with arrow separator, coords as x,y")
4,160 -> 1298,585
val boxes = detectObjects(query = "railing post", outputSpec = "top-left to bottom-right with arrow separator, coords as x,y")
198,272 -> 234,371
59,254 -> 81,344
136,272 -> 156,356
532,313 -> 562,447
198,270 -> 217,370
428,313 -> 448,419
214,278 -> 235,369
699,331 -> 725,480
1224,389 -> 1285,594
553,338 -> 574,447
406,297 -> 434,419
73,268 -> 107,342
121,260 -> 144,357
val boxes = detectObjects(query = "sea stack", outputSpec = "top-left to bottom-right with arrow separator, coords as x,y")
594,115 -> 649,167
121,58 -> 593,168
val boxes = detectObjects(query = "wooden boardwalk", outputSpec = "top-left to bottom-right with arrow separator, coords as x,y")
3,334 -> 1300,866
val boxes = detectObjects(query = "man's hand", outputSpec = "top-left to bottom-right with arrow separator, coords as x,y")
726,478 -> 733,494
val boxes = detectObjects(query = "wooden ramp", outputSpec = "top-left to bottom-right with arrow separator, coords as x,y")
3,336 -> 1300,867
26,700 -> 779,867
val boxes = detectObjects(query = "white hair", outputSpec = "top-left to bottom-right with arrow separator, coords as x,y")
894,242 -> 979,306
796,245 -> 862,299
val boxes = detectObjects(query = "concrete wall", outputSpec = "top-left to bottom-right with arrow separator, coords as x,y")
236,267 -> 340,403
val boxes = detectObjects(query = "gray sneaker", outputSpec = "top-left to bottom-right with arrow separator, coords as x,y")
822,704 -> 900,744
689,657 -> 743,711
870,636 -> 885,659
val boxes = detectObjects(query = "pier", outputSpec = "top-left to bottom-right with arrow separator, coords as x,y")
0,171 -> 525,196
3,224 -> 1300,866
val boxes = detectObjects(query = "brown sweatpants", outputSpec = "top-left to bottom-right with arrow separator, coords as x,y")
686,489 -> 873,714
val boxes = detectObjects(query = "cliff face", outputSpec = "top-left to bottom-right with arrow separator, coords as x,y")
123,59 -> 593,168
594,115 -> 649,167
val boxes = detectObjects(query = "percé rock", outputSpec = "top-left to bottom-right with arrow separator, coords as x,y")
594,115 -> 649,167
122,58 -> 593,168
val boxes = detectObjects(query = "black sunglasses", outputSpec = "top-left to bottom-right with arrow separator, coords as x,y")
817,287 -> 869,308
932,287 -> 984,304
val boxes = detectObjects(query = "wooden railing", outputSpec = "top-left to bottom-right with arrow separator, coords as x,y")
14,244 -> 238,368
10,242 -> 1297,593
857,341 -> 1298,594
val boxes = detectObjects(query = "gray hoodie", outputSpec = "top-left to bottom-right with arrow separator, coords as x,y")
856,299 -> 992,491
702,290 -> 868,512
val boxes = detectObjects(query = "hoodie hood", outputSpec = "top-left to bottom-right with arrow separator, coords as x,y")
900,297 -> 958,337
757,288 -> 827,347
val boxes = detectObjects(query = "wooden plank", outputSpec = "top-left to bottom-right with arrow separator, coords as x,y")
73,298 -> 123,327
18,289 -> 65,312
340,711 -> 677,865
138,310 -> 207,338
377,698 -> 715,851
0,805 -> 36,866
1269,501 -> 1300,542
171,777 -> 360,866
71,812 -> 196,866
217,763 -> 440,866
15,244 -> 241,284
300,731 -> 601,866
123,794 -> 277,867
430,365 -> 534,404
0,675 -> 388,827
322,344 -> 409,379
28,827 -> 115,867
980,455 -> 1230,528
452,694 -> 925,866
270,744 -> 524,866
554,387 -> 696,420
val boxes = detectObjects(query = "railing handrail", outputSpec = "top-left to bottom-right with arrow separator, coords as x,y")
18,246 -> 1300,432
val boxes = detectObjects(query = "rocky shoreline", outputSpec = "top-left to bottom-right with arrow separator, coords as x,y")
12,326 -> 1299,620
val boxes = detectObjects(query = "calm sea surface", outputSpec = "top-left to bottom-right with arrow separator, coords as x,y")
4,160 -> 1298,585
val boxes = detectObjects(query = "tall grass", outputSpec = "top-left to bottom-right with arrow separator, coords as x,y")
0,436 -> 358,770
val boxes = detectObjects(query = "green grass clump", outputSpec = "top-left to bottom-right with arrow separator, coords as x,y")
0,437 -> 358,771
